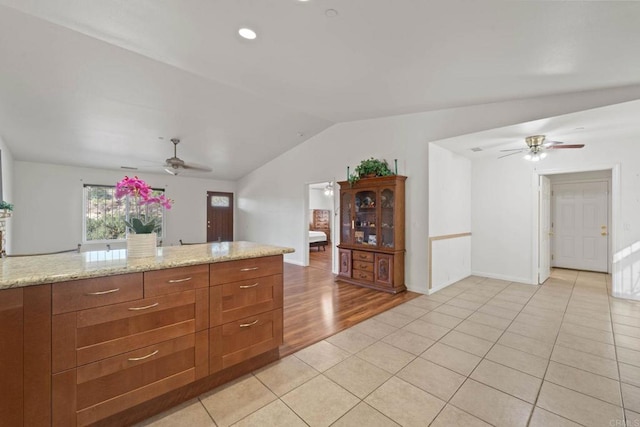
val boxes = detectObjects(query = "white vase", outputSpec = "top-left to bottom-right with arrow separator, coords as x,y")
127,232 -> 157,258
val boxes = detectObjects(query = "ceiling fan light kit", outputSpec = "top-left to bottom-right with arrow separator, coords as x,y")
498,135 -> 585,161
163,138 -> 212,175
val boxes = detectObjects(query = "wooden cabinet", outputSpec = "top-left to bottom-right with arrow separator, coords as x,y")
1,253 -> 285,427
337,175 -> 406,293
52,269 -> 209,426
0,285 -> 51,427
210,256 -> 283,373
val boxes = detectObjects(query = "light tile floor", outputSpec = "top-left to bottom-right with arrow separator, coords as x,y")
136,269 -> 640,426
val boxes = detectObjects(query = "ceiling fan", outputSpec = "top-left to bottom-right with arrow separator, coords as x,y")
499,135 -> 585,161
163,138 -> 212,175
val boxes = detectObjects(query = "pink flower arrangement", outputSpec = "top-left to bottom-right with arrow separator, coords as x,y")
115,176 -> 173,233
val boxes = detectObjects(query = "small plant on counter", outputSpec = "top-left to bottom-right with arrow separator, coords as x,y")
115,176 -> 173,234
348,158 -> 394,185
0,201 -> 13,211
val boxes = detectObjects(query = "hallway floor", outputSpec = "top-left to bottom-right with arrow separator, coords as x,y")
137,269 -> 640,426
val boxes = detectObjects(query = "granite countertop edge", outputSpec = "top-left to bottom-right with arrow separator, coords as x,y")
0,241 -> 295,290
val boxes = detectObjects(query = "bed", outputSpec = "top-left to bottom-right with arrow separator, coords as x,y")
309,230 -> 328,251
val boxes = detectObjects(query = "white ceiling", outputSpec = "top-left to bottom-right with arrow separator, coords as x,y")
1,1 -> 640,179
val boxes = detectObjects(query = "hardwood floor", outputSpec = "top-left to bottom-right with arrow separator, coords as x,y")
281,254 -> 420,356
309,245 -> 332,270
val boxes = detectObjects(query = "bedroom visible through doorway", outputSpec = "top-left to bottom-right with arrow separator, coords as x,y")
308,181 -> 334,271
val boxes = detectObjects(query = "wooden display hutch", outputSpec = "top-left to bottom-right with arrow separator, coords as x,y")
337,175 -> 406,293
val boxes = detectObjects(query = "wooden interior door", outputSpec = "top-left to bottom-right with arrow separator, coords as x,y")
207,192 -> 234,242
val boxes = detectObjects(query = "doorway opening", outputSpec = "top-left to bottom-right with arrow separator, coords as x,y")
535,167 -> 616,285
306,181 -> 335,271
207,191 -> 234,242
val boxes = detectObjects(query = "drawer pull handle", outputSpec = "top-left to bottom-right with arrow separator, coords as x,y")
239,319 -> 259,328
240,267 -> 259,272
85,288 -> 120,296
128,350 -> 159,361
359,255 -> 368,259
128,302 -> 159,311
239,283 -> 259,289
359,274 -> 368,279
168,277 -> 192,283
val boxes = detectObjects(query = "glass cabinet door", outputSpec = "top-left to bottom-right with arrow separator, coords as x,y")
380,187 -> 395,249
354,189 -> 377,247
340,191 -> 353,244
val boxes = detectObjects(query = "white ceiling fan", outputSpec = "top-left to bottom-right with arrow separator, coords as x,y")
499,135 -> 585,161
163,138 -> 212,175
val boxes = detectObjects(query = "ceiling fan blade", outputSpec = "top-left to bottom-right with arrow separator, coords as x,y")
498,151 -> 526,159
544,140 -> 564,147
499,148 -> 525,153
547,144 -> 585,149
183,163 -> 213,172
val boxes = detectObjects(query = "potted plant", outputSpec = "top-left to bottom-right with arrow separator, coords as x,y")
0,201 -> 13,218
115,176 -> 173,257
348,158 -> 394,185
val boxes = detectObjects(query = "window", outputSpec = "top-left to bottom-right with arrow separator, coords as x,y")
83,184 -> 167,242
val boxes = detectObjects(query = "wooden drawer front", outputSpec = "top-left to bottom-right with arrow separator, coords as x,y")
210,309 -> 283,373
144,264 -> 209,297
352,251 -> 374,262
53,273 -> 143,315
210,255 -> 282,286
210,275 -> 283,326
54,331 -> 208,427
352,269 -> 374,282
53,290 -> 207,371
353,261 -> 374,272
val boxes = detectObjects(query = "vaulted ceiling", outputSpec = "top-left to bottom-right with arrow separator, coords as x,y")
1,1 -> 639,179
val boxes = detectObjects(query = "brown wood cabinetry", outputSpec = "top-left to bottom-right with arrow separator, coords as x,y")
337,175 -> 406,293
210,256 -> 284,373
0,253 -> 284,427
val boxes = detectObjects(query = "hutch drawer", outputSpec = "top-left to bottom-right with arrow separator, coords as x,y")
352,250 -> 374,262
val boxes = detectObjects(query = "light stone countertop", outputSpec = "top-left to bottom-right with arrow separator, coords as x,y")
0,241 -> 294,290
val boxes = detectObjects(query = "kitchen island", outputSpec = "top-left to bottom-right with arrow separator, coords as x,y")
0,241 -> 293,427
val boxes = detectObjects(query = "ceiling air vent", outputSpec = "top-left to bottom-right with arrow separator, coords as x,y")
470,147 -> 483,152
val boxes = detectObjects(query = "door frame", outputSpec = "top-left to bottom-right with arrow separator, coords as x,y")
531,163 -> 620,286
303,180 -> 337,271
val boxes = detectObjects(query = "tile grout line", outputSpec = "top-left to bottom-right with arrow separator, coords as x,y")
608,274 -> 628,426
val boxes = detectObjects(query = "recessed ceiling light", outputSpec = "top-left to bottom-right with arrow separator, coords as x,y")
325,9 -> 338,17
238,28 -> 257,40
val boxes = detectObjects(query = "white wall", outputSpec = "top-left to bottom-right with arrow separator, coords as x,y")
13,161 -> 235,254
237,87 -> 639,294
309,187 -> 333,211
428,144 -> 472,291
0,136 -> 14,253
470,141 -> 640,299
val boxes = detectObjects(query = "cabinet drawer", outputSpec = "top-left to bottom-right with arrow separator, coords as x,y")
54,331 -> 208,427
53,289 -> 208,371
210,309 -> 283,373
144,264 -> 209,297
53,273 -> 143,315
210,275 -> 283,326
210,255 -> 282,285
353,261 -> 373,272
352,251 -> 374,262
352,270 -> 374,281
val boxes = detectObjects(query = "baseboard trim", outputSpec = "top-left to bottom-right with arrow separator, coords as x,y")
471,270 -> 537,285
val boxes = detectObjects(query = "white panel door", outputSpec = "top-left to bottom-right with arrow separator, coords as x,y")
539,176 -> 551,283
552,181 -> 608,272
